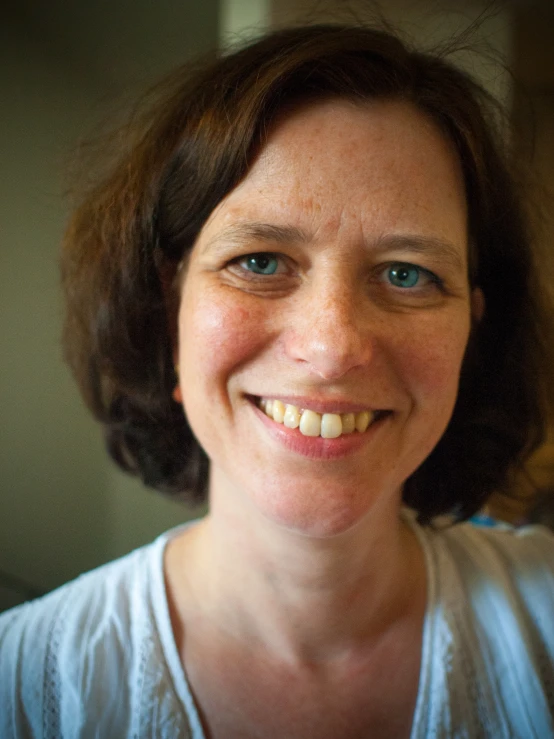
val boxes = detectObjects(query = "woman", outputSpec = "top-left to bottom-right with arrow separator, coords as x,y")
1,23 -> 553,738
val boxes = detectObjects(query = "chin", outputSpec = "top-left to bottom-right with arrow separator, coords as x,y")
253,484 -> 382,540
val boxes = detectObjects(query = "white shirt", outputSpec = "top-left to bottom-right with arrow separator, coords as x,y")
1,516 -> 553,738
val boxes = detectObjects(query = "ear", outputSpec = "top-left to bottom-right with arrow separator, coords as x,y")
172,380 -> 183,405
172,355 -> 183,404
471,287 -> 485,323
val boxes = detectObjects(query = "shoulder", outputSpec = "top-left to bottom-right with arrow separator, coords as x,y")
420,521 -> 554,733
432,519 -> 554,591
0,536 -> 166,737
426,520 -> 554,631
0,534 -> 159,643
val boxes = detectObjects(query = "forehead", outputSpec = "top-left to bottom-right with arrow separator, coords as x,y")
200,98 -> 467,255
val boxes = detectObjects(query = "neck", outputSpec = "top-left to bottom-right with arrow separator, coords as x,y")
174,472 -> 425,665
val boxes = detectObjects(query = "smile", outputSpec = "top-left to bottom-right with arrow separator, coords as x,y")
257,398 -> 378,439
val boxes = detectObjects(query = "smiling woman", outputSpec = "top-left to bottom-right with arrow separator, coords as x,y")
1,21 -> 554,739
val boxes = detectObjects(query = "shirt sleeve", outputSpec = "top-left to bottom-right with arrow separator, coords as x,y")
511,525 -> 554,660
0,597 -> 55,738
0,545 -> 162,739
0,569 -> 133,739
456,523 -> 554,734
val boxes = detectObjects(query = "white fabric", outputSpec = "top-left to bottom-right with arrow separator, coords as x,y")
1,517 -> 553,738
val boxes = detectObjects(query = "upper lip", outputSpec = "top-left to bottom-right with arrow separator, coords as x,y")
249,394 -> 383,415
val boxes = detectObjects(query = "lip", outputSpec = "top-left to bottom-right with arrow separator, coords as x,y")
247,394 -> 377,415
248,397 -> 390,460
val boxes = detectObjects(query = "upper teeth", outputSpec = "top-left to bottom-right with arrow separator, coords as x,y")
259,399 -> 374,438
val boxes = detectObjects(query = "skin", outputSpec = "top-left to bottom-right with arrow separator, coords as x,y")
166,98 -> 483,737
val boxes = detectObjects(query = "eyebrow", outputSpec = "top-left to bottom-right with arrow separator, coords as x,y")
373,234 -> 466,271
203,221 -> 466,270
202,222 -> 311,254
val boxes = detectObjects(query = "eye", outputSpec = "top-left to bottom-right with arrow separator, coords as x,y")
223,250 -> 295,293
385,263 -> 436,289
238,253 -> 281,275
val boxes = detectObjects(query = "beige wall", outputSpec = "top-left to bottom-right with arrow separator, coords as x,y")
0,3 -> 218,607
0,27 -> 111,597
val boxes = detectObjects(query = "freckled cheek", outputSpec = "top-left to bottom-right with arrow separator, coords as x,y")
179,293 -> 271,391
394,320 -> 470,403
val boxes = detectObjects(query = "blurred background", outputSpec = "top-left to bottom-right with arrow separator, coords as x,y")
1,0 -> 553,610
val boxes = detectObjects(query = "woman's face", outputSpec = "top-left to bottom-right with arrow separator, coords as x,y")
177,99 -> 478,537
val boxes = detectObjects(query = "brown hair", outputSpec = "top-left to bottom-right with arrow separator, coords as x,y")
61,23 -> 553,522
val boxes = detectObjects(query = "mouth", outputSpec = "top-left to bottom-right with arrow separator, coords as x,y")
253,396 -> 389,439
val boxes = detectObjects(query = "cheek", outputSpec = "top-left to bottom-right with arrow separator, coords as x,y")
384,313 -> 471,469
178,286 -> 269,396
395,314 -> 471,405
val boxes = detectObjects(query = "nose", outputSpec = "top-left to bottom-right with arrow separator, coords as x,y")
284,279 -> 374,381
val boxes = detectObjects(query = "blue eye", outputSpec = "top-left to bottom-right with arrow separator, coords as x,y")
243,253 -> 279,275
387,263 -> 422,288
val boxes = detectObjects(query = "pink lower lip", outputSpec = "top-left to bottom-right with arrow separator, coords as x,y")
250,401 -> 387,460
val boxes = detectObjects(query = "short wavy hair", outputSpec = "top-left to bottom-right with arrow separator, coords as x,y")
61,23 -> 554,523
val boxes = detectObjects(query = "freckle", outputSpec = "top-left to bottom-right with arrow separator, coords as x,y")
234,307 -> 250,322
